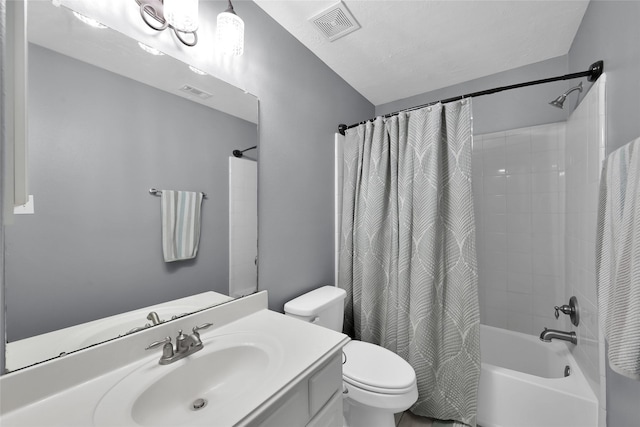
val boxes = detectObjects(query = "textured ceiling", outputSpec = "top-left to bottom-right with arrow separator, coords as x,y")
254,0 -> 590,106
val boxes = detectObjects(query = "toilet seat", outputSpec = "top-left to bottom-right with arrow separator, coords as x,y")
342,341 -> 416,395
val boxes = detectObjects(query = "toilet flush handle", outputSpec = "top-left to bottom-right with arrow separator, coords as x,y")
311,316 -> 320,324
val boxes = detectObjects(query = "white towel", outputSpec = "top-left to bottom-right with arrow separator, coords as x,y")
596,136 -> 640,380
161,190 -> 203,262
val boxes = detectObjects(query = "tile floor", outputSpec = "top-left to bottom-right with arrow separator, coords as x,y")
394,411 -> 434,427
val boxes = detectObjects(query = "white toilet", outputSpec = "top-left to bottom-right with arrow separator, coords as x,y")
284,286 -> 418,427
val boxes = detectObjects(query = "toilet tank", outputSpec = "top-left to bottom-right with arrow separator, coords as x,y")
284,286 -> 346,332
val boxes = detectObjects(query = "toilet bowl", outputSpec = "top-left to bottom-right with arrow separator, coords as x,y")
342,340 -> 418,427
284,286 -> 418,427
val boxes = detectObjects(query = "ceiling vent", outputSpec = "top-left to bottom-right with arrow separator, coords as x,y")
179,85 -> 212,100
309,1 -> 360,42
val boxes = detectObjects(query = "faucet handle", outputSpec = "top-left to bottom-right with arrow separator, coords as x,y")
145,336 -> 171,350
190,323 -> 213,347
192,323 -> 213,334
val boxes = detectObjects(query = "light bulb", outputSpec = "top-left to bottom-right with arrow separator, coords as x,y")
164,0 -> 198,33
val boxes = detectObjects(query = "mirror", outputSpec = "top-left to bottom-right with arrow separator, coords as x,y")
3,1 -> 258,372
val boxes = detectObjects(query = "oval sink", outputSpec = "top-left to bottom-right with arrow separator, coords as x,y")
94,332 -> 283,426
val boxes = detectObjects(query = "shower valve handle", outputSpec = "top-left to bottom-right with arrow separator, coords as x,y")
553,296 -> 580,326
554,305 -> 574,319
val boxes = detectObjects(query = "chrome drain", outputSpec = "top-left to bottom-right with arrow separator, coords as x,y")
192,398 -> 208,411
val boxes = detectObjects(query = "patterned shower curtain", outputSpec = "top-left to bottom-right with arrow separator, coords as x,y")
339,101 -> 480,426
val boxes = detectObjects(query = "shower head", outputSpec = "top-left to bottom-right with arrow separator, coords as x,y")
549,81 -> 583,109
549,95 -> 566,109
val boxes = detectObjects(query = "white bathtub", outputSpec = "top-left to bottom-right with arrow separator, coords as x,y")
477,325 -> 598,427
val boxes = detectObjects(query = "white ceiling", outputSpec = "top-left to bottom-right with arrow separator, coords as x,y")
254,0 -> 590,106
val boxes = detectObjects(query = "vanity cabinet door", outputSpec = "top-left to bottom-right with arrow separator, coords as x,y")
308,355 -> 342,415
306,391 -> 342,427
258,384 -> 309,427
250,351 -> 343,427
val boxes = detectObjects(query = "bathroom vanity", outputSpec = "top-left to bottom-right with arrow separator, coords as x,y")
0,292 -> 349,426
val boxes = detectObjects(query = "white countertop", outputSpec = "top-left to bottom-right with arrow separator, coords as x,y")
0,292 -> 349,427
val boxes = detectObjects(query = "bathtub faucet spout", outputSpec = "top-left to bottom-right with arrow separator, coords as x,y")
539,328 -> 577,345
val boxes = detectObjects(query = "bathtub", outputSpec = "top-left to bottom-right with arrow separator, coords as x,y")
477,325 -> 598,427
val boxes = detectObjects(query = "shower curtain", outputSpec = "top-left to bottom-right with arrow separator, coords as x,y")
339,101 -> 480,426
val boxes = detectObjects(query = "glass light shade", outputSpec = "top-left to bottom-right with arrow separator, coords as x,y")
164,0 -> 198,33
216,11 -> 244,56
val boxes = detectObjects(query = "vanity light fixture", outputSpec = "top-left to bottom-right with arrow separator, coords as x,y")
135,0 -> 198,47
138,42 -> 165,56
216,0 -> 245,56
72,11 -> 107,29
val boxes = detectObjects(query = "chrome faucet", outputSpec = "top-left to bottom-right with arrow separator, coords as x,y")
539,327 -> 577,345
147,311 -> 162,325
146,323 -> 213,365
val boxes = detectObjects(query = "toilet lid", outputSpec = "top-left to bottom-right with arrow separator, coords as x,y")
342,341 -> 416,394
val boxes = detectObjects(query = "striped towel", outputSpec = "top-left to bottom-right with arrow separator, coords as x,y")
161,190 -> 203,262
596,136 -> 640,380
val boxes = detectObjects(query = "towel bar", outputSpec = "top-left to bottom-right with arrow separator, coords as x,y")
149,188 -> 207,199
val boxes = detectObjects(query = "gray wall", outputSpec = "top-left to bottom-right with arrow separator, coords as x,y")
4,44 -> 257,341
222,2 -> 375,311
567,1 -> 640,425
376,55 -> 572,135
100,0 -> 375,313
568,0 -> 640,153
2,0 -> 374,340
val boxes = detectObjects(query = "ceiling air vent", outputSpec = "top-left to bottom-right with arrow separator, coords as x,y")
179,85 -> 212,100
309,1 -> 360,42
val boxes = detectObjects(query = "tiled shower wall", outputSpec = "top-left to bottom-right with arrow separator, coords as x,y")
564,75 -> 606,423
474,75 -> 607,423
473,122 -> 566,335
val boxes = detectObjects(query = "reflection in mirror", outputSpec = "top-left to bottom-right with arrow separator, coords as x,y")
4,1 -> 258,372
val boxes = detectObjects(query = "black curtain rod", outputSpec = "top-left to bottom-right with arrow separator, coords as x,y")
232,145 -> 257,158
338,60 -> 604,136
